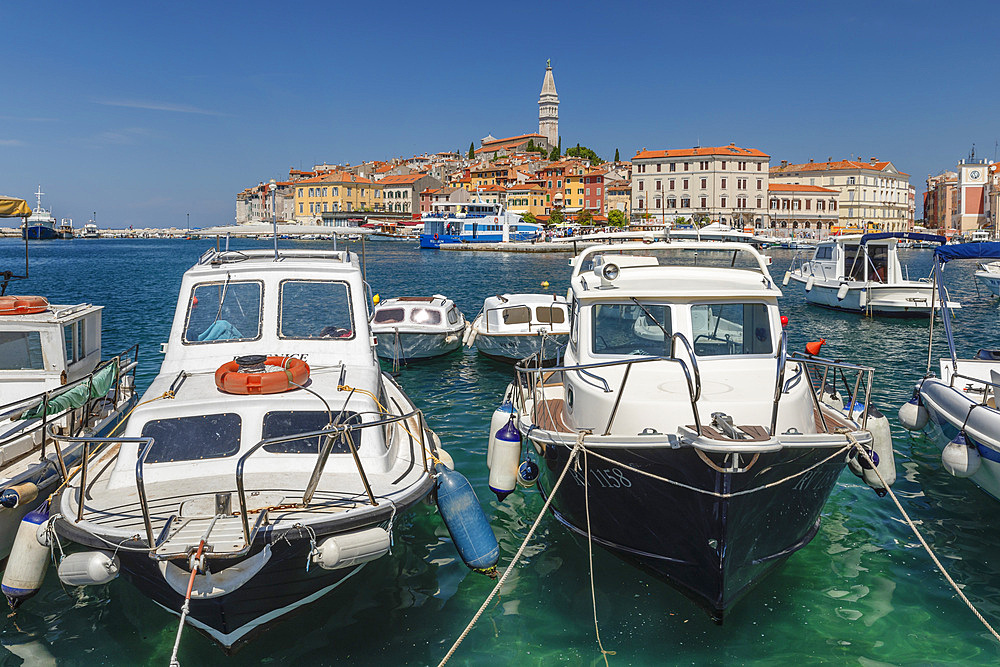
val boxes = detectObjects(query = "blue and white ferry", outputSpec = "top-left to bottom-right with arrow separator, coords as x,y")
419,201 -> 542,249
21,186 -> 58,240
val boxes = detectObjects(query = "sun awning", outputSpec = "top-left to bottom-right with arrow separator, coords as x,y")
0,197 -> 32,218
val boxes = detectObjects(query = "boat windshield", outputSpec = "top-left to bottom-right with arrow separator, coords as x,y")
536,306 -> 565,324
184,281 -> 262,344
262,410 -> 362,454
592,303 -> 671,356
691,303 -> 772,356
373,308 -> 405,324
410,308 -> 441,325
279,280 -> 354,339
0,331 -> 45,370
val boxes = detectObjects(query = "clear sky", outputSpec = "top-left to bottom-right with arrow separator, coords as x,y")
2,1 -> 998,228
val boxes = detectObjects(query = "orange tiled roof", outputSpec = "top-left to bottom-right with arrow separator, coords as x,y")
768,184 -> 839,193
379,174 -> 426,185
634,145 -> 769,159
771,160 -> 909,177
294,171 -> 373,185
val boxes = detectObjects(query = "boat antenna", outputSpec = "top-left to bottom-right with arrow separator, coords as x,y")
269,179 -> 278,260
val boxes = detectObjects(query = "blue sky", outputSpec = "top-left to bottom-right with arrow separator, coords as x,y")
2,1 -> 997,228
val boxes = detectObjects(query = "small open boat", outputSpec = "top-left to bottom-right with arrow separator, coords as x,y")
467,293 -> 569,363
371,295 -> 466,361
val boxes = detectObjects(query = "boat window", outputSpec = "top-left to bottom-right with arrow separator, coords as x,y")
868,245 -> 888,283
279,280 -> 354,340
141,413 -> 242,463
447,308 -> 459,325
64,324 -> 76,363
843,245 -> 865,281
502,306 -> 531,325
77,319 -> 85,359
0,331 -> 45,370
262,410 -> 362,454
592,303 -> 671,356
814,246 -> 833,260
410,308 -> 442,325
184,281 -> 262,344
536,306 -> 565,324
373,308 -> 405,324
691,303 -> 772,356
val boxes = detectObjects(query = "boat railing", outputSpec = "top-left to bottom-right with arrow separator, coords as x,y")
946,371 -> 1000,407
514,332 -> 703,436
770,330 -> 788,435
0,344 -> 139,474
234,408 -> 430,546
787,352 -> 875,430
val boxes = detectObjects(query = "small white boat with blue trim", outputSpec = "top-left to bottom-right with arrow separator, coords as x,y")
419,201 -> 542,249
975,261 -> 1000,296
784,232 -> 957,317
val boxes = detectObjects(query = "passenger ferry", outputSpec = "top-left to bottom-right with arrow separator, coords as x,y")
419,201 -> 542,249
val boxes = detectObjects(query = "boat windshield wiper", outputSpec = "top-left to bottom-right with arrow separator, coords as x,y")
629,297 -> 670,338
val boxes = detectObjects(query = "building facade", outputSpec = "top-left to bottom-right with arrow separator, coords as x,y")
924,171 -> 957,231
766,184 -> 840,238
293,172 -> 382,222
380,173 -> 442,216
631,144 -> 770,228
605,180 -> 631,217
952,159 -> 992,234
770,158 -> 911,233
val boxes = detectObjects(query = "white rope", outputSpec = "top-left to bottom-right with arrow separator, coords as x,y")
583,448 -> 614,665
851,436 -> 1000,643
437,439 -> 583,667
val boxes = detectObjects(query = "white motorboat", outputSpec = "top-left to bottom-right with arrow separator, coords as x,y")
902,242 -> 1000,500
82,220 -> 100,239
784,232 -> 957,317
0,196 -> 138,574
975,261 -> 1000,296
43,247 -> 472,650
498,241 -> 894,620
371,295 -> 466,361
467,293 -> 569,363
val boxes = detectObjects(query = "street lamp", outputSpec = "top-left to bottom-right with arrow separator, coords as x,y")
270,179 -> 278,260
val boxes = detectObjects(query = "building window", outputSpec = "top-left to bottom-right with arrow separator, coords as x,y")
805,199 -> 811,210
700,178 -> 707,189
721,178 -> 727,188
656,180 -> 661,190
756,179 -> 762,190
770,199 -> 778,210
681,197 -> 690,208
756,198 -> 762,208
298,188 -> 303,197
721,161 -> 726,169
667,197 -> 676,208
721,197 -> 727,208
669,163 -> 676,172
847,177 -> 856,185
638,181 -> 644,191
684,162 -> 690,171
655,198 -> 661,208
738,161 -> 747,170
683,179 -> 689,190
656,164 -> 661,172
700,197 -> 707,208
669,179 -> 675,190
817,200 -> 825,210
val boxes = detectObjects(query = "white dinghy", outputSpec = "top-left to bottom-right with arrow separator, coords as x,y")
975,260 -> 1000,296
785,232 -> 957,317
43,248 -> 465,650
371,295 -> 465,362
901,242 -> 1000,500
498,241 -> 894,620
467,293 -> 569,364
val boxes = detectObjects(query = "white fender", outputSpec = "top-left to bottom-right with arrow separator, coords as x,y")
158,544 -> 272,599
858,288 -> 868,308
467,328 -> 478,347
782,271 -> 791,287
861,409 -> 895,490
312,527 -> 390,570
836,283 -> 849,300
58,550 -> 120,586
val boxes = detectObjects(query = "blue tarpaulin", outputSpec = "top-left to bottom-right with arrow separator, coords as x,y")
860,232 -> 947,245
934,241 -> 1000,263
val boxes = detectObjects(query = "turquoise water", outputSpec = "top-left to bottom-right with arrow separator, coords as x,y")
2,238 -> 1000,665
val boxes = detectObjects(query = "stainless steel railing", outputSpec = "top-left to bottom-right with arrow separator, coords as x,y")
787,352 -> 876,431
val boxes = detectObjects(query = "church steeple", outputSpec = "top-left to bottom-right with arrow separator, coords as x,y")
538,60 -> 559,148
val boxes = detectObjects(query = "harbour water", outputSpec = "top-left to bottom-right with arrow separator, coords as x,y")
2,238 -> 1000,665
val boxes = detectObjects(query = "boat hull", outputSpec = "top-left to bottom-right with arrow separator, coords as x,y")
792,276 -> 939,317
22,225 -> 58,240
532,441 -> 848,618
374,329 -> 462,360
919,378 -> 1000,501
475,332 -> 567,364
418,232 -> 541,249
976,271 -> 1000,296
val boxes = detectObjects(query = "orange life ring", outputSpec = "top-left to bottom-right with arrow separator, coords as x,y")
0,296 -> 49,315
433,233 -> 439,240
215,356 -> 310,395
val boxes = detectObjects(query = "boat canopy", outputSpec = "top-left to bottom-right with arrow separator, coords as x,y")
860,232 -> 946,245
0,197 -> 31,218
934,241 -> 1000,263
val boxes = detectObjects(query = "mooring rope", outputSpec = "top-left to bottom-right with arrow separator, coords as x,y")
582,448 -> 615,665
437,439 -> 583,667
850,435 -> 1000,643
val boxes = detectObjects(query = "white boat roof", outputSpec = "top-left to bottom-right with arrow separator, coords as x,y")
0,302 -> 101,325
377,295 -> 453,308
483,293 -> 567,308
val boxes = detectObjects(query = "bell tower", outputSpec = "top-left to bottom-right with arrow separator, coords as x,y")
538,60 -> 559,148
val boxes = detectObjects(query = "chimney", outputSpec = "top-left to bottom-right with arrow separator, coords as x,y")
809,159 -> 814,163
781,160 -> 788,168
870,157 -> 877,163
827,157 -> 833,162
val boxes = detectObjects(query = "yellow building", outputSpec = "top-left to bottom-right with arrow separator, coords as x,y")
562,164 -> 588,210
293,171 -> 383,221
505,184 -> 547,217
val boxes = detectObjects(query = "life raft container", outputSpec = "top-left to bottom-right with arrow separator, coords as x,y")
215,355 -> 310,395
0,296 -> 48,315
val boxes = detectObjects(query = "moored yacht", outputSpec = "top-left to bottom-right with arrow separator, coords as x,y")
371,295 -> 466,361
504,241 -> 892,620
467,293 -> 569,363
47,248 -> 455,649
21,187 -> 57,240
975,260 -> 1000,296
785,232 -> 957,316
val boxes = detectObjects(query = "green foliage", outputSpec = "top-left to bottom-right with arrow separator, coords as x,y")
576,208 -> 593,225
692,214 -> 712,228
549,145 -> 560,161
525,139 -> 547,156
549,208 -> 565,226
468,142 -> 475,159
674,215 -> 688,226
521,211 -> 537,225
608,209 -> 627,227
614,148 -> 620,162
565,143 -> 603,164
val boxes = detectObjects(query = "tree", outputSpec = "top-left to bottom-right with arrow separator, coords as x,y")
549,145 -> 560,161
692,213 -> 712,228
576,208 -> 593,226
565,144 -> 603,164
549,208 -> 565,226
608,209 -> 627,227
521,211 -> 537,225
614,148 -> 620,162
468,142 -> 475,159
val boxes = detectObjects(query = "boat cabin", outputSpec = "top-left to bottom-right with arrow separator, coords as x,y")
481,294 -> 568,334
0,303 -> 103,405
801,235 -> 903,284
372,296 -> 462,332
